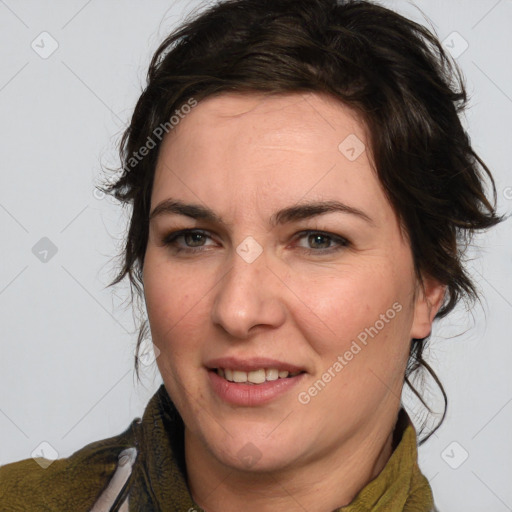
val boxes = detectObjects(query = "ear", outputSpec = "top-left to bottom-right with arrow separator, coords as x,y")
410,275 -> 446,340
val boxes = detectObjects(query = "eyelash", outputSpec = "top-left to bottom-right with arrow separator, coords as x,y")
161,229 -> 349,255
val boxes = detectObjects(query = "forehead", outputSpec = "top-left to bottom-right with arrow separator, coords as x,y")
151,92 -> 387,223
165,92 -> 366,154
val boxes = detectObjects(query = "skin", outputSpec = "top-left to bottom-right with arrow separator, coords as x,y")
142,92 -> 445,512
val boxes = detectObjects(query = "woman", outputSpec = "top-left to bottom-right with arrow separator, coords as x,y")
0,0 -> 504,510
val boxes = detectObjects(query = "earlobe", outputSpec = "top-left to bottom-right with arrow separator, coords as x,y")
410,276 -> 446,340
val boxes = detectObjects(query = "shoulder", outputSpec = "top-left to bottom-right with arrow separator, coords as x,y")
0,419 -> 140,511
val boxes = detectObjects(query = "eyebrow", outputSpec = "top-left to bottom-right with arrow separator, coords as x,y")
149,198 -> 375,227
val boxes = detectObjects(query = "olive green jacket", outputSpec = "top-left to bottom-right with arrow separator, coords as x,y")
0,385 -> 437,511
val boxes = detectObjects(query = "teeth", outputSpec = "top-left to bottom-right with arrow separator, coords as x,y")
233,370 -> 248,383
265,368 -> 279,381
248,369 -> 266,384
216,367 -> 301,383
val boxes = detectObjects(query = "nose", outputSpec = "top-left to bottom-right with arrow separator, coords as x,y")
210,248 -> 287,339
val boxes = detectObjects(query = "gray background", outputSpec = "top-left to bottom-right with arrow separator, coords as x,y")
0,1 -> 511,510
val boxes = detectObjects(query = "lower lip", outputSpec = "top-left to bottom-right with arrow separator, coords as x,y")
208,370 -> 305,406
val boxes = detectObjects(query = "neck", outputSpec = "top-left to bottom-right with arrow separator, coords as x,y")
185,413 -> 398,512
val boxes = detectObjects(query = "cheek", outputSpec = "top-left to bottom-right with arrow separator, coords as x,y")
290,261 -> 412,355
143,256 -> 215,412
295,267 -> 414,426
143,254 -> 212,359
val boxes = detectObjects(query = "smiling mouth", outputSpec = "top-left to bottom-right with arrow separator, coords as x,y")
214,368 -> 304,385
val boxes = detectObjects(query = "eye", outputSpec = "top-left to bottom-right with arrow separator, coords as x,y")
161,229 -> 216,253
161,229 -> 350,255
293,230 -> 349,254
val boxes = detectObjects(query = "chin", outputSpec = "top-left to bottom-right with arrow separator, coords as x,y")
198,420 -> 302,473
220,440 -> 299,473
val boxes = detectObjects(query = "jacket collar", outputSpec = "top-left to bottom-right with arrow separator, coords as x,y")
130,385 -> 434,512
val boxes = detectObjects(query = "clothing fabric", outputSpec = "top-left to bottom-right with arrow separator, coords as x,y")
0,385 -> 436,511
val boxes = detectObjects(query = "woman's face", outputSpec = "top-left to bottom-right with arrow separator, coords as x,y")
142,92 -> 444,473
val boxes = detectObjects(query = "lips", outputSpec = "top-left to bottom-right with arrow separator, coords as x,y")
205,357 -> 307,405
205,357 -> 306,374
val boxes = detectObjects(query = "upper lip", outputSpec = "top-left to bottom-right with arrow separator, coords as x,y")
205,357 -> 306,373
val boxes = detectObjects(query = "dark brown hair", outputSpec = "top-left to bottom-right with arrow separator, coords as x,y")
99,0 -> 505,441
